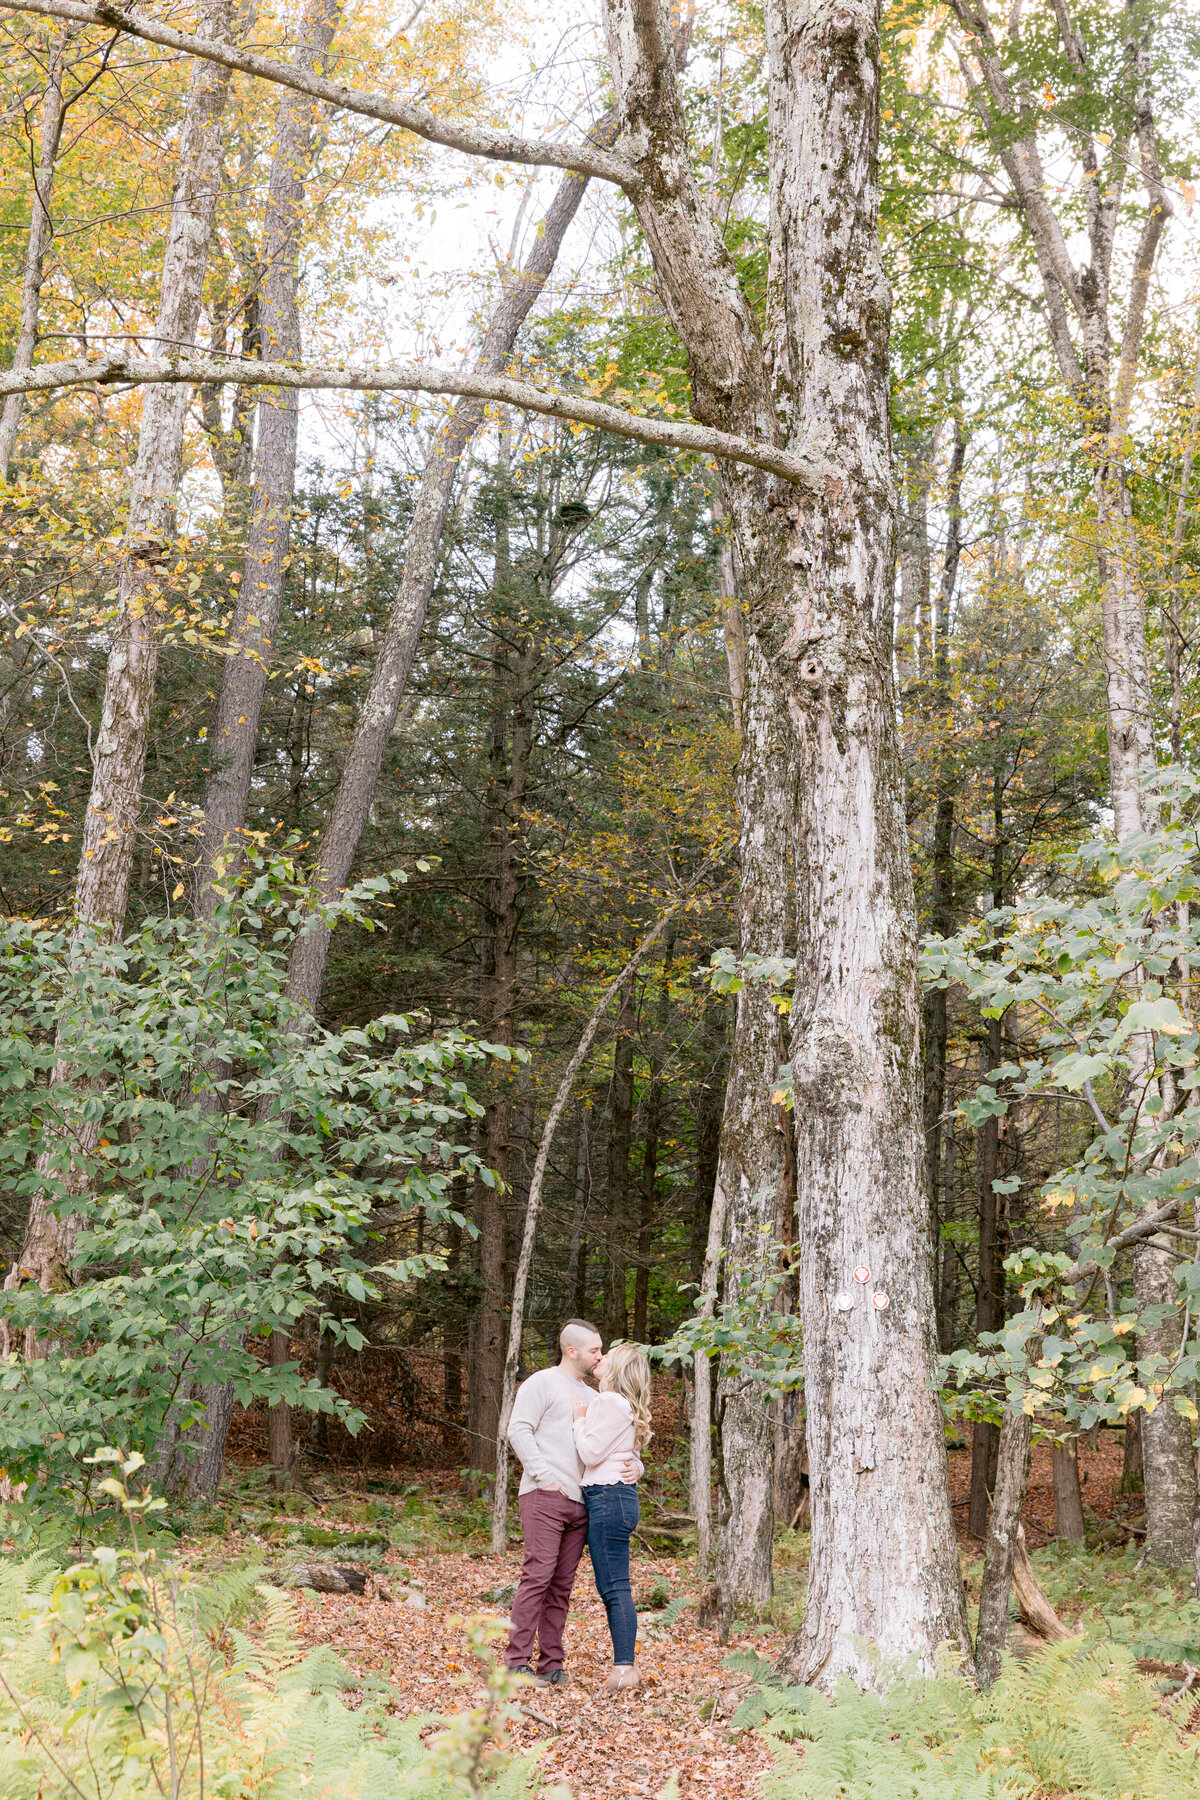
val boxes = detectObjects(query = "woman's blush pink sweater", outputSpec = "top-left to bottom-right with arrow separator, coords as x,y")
572,1391 -> 638,1485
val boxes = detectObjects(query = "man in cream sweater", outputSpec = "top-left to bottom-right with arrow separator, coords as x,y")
504,1318 -> 639,1684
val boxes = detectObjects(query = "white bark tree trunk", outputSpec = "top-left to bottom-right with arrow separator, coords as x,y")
602,0 -> 970,1688
689,1170 -> 727,1575
949,0 -> 1191,1573
74,0 -> 235,935
1133,1239 -> 1195,1566
196,0 -> 341,902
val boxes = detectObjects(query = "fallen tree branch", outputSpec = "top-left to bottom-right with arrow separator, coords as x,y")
0,350 -> 833,489
2,0 -> 639,189
518,1703 -> 561,1732
1011,1525 -> 1073,1643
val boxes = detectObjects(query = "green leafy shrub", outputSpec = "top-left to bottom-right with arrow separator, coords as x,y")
749,1637 -> 1200,1800
0,1459 -> 542,1799
0,851 -> 508,1495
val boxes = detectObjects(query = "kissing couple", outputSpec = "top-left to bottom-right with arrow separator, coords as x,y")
504,1318 -> 653,1694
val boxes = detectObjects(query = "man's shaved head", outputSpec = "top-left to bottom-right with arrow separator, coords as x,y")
558,1319 -> 603,1380
559,1319 -> 601,1354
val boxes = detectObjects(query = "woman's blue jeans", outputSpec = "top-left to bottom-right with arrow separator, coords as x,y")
583,1481 -> 639,1663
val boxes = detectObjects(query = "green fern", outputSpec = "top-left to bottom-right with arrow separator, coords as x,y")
761,1636 -> 1200,1800
724,1647 -> 788,1689
0,1554 -> 543,1799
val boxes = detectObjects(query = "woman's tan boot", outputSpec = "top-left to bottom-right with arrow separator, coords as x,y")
604,1664 -> 641,1695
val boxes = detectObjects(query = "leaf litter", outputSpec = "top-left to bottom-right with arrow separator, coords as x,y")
292,1548 -> 781,1799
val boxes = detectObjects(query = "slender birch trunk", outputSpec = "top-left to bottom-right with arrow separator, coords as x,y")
6,0 -> 235,1303
0,27 -> 72,478
196,0 -> 341,900
922,410 -> 966,1264
602,979 -> 635,1343
602,0 -> 971,1688
282,123 -> 615,1013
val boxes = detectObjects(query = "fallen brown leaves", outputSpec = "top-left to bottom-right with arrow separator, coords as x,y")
293,1548 -> 785,1800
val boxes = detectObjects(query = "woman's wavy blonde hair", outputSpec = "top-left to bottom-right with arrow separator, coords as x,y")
600,1343 -> 653,1451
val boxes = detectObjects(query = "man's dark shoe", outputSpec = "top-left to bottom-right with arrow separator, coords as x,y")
536,1668 -> 568,1688
509,1664 -> 534,1678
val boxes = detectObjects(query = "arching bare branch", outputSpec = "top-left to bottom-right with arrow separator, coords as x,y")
0,349 -> 837,487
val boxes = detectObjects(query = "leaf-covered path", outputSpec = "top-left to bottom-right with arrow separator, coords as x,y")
293,1548 -> 783,1799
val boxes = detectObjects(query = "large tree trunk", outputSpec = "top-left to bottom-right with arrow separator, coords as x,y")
173,0 -> 341,1504
0,26 -> 72,478
6,0 -> 235,1303
712,638 -> 793,1627
603,0 -> 970,1688
196,0 -> 341,900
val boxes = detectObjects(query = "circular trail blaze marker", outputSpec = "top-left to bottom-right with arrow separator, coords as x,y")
853,1265 -> 871,1284
872,1291 -> 889,1310
834,1292 -> 853,1312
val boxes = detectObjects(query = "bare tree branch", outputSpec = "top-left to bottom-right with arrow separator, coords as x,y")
0,349 -> 837,486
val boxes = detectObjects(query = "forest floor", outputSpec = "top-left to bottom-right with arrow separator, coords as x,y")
292,1545 -> 785,1799
200,1421 -> 1188,1800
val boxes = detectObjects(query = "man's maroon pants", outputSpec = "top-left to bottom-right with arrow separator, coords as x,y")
505,1489 -> 588,1672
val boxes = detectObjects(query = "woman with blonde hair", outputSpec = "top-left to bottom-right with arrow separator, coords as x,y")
571,1341 -> 653,1693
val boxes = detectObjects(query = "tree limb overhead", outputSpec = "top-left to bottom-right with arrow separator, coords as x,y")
0,350 -> 836,487
2,0 -> 641,189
